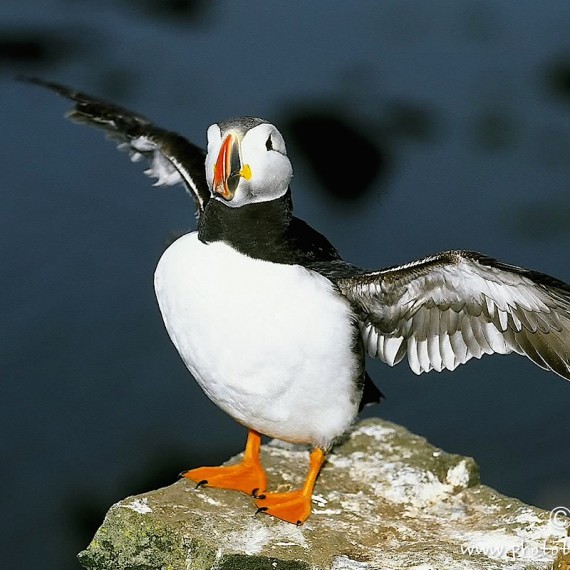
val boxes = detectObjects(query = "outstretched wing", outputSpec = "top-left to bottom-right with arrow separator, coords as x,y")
335,250 -> 570,379
22,76 -> 210,215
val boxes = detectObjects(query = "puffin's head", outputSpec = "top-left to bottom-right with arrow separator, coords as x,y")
205,117 -> 293,207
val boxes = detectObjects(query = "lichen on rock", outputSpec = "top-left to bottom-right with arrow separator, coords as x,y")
77,418 -> 569,570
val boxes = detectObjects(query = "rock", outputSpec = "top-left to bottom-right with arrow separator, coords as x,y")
78,418 -> 569,570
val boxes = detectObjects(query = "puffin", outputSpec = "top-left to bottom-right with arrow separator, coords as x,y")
26,77 -> 570,525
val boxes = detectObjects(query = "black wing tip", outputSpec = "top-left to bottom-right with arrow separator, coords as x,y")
461,250 -> 570,295
17,75 -> 79,99
16,74 -> 44,85
18,75 -> 110,114
398,249 -> 570,296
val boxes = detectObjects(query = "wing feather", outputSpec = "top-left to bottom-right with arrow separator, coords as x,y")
336,250 -> 570,380
439,329 -> 456,371
427,329 -> 443,372
22,76 -> 210,216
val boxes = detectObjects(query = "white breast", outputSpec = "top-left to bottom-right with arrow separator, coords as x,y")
154,232 -> 361,448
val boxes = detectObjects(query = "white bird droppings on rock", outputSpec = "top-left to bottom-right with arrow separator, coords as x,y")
123,497 -> 152,514
223,520 -> 271,555
447,459 -> 472,488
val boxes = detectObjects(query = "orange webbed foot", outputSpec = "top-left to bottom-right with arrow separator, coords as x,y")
181,461 -> 267,496
254,447 -> 326,525
180,429 -> 267,496
255,490 -> 313,525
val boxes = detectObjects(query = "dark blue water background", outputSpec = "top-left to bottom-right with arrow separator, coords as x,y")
2,1 -> 570,568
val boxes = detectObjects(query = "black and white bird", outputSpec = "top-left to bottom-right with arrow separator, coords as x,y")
27,77 -> 570,525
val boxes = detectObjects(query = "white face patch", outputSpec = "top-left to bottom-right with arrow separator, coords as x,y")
205,121 -> 293,208
205,123 -> 222,191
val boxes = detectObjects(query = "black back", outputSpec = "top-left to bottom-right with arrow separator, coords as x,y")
198,190 -> 341,265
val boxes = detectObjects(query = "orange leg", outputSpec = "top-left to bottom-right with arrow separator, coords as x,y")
180,430 -> 267,497
255,447 -> 326,525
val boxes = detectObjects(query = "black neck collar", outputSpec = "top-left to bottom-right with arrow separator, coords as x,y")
198,189 -> 342,266
198,190 -> 297,263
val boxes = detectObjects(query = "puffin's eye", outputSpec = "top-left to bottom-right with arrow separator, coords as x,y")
265,135 -> 273,151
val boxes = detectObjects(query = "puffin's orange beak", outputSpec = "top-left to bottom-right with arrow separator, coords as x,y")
213,133 -> 234,200
213,133 -> 252,201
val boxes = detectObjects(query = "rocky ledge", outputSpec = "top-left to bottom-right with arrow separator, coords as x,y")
78,419 -> 569,570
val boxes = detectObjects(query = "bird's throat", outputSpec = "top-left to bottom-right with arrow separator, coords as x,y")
198,190 -> 296,263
